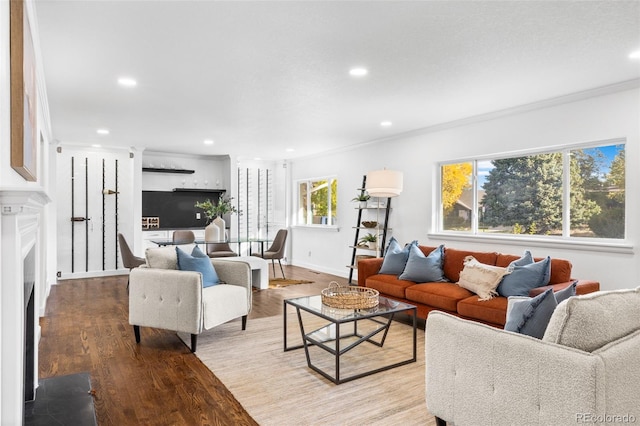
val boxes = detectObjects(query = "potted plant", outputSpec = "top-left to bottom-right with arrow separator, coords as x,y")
351,192 -> 371,208
195,196 -> 237,221
358,233 -> 377,249
195,196 -> 237,242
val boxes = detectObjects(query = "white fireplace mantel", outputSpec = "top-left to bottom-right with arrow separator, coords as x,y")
0,188 -> 51,425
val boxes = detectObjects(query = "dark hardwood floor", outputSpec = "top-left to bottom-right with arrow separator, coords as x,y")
38,266 -> 347,425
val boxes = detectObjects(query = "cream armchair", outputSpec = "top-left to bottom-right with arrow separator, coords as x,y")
425,287 -> 640,426
129,258 -> 252,352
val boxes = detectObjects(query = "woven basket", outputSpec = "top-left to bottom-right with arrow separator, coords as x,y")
321,281 -> 379,309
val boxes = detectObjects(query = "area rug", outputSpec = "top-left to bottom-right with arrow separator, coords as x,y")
182,315 -> 436,426
269,278 -> 314,288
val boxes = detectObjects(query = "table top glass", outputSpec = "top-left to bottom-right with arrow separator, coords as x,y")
150,237 -> 272,246
285,294 -> 415,322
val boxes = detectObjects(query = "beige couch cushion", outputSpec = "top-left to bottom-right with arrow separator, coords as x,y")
543,286 -> 640,352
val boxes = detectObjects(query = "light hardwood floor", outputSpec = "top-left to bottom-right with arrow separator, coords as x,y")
38,265 -> 349,425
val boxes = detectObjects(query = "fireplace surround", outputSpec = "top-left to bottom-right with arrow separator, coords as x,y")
0,189 -> 50,424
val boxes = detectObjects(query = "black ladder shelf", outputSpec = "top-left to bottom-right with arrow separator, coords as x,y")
347,175 -> 392,284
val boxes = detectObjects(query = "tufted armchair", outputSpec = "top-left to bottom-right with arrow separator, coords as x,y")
129,253 -> 252,352
425,286 -> 640,425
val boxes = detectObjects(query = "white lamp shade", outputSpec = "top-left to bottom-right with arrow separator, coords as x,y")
366,169 -> 403,198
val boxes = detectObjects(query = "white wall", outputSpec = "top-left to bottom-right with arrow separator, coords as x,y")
142,151 -> 230,192
289,87 -> 639,291
55,145 -> 135,279
0,0 -> 55,422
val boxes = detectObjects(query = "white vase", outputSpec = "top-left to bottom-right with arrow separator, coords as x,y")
212,216 -> 226,242
205,217 -> 225,242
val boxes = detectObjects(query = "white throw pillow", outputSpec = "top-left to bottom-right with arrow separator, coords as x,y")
456,256 -> 510,301
145,246 -> 180,269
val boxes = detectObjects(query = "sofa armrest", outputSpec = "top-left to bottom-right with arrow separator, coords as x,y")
357,258 -> 384,287
425,311 -> 605,425
529,279 -> 600,297
129,268 -> 203,335
211,259 -> 252,291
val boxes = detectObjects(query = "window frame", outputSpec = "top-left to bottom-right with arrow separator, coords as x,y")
433,138 -> 630,252
295,175 -> 338,228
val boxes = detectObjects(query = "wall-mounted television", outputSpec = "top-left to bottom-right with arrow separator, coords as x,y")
142,189 -> 224,229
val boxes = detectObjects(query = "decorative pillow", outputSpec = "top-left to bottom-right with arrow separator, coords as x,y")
145,244 -> 198,269
504,289 -> 557,339
512,250 -> 533,267
398,244 -> 447,283
176,246 -> 220,288
145,246 -> 179,269
378,237 -> 416,275
554,280 -> 577,304
497,254 -> 551,297
456,256 -> 510,301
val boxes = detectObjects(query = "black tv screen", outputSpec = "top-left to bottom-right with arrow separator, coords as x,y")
142,190 -> 223,229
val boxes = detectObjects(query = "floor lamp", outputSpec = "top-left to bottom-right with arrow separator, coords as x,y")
365,169 -> 403,256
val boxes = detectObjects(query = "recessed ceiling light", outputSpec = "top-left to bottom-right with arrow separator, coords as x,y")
117,77 -> 137,87
96,128 -> 109,135
285,148 -> 295,152
203,139 -> 214,145
92,144 -> 101,148
380,121 -> 392,127
629,50 -> 640,60
349,67 -> 368,77
254,157 -> 262,161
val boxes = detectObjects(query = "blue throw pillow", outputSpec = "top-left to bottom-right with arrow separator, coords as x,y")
504,289 -> 557,339
497,255 -> 551,297
398,244 -> 447,283
176,246 -> 220,288
512,250 -> 533,267
378,238 -> 415,275
554,280 -> 577,304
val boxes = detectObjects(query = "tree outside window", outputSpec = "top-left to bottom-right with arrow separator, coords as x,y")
439,142 -> 625,240
298,177 -> 338,226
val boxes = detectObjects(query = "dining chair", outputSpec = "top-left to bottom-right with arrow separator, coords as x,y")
206,242 -> 239,258
252,229 -> 288,278
172,230 -> 195,244
118,233 -> 146,290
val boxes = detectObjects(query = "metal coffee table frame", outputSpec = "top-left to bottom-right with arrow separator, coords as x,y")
284,295 -> 417,384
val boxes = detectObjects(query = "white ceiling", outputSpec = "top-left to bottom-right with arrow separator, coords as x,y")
34,1 -> 640,161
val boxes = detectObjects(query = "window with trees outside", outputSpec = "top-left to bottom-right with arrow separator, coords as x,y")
297,177 -> 338,226
440,141 -> 625,240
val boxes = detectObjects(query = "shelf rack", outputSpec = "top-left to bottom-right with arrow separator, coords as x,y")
347,175 -> 392,284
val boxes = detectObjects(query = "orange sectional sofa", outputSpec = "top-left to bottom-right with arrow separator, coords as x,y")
357,245 -> 600,327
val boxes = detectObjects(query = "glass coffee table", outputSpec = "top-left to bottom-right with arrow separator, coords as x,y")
283,294 -> 417,384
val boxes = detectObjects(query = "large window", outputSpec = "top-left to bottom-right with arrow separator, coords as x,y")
297,177 -> 338,226
440,141 -> 625,240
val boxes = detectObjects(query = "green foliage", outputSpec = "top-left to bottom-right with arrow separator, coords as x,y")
351,193 -> 371,202
570,151 -> 601,227
579,147 -> 625,238
481,153 -> 563,233
195,196 -> 237,221
589,205 -> 625,239
607,150 -> 625,203
311,179 -> 337,217
480,153 -> 601,234
359,233 -> 377,243
443,212 -> 470,230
